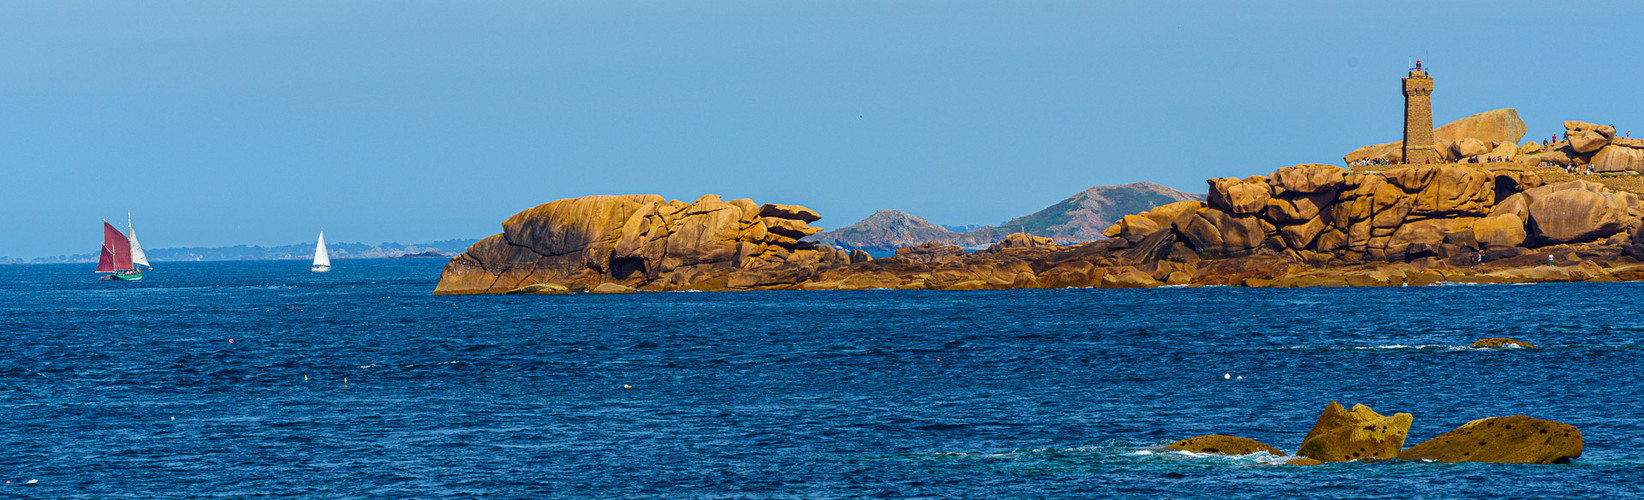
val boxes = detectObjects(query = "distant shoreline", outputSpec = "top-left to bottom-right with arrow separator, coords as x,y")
6,238 -> 479,265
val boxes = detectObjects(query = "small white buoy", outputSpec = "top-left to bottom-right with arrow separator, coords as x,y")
25,479 -> 36,484
170,417 -> 175,420
1237,376 -> 1243,380
1223,373 -> 1231,380
624,384 -> 632,389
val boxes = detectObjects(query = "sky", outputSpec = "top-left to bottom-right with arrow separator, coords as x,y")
4,1 -> 1643,259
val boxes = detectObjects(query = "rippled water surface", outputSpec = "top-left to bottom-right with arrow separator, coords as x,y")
2,260 -> 1641,498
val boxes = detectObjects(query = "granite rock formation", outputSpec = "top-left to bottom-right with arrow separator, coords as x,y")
1469,337 -> 1537,348
437,161 -> 1644,294
1164,403 -> 1583,466
1398,415 -> 1583,464
1165,435 -> 1286,456
1295,401 -> 1413,463
1346,109 -> 1528,164
434,194 -> 850,294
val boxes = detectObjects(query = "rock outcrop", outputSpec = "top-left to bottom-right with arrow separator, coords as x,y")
1398,415 -> 1583,464
436,160 -> 1644,295
1592,137 -> 1644,173
1165,435 -> 1285,456
1295,401 -> 1413,463
1346,109 -> 1527,163
1437,109 -> 1529,146
1166,404 -> 1583,467
985,233 -> 1060,252
1565,120 -> 1615,154
1469,337 -> 1536,348
1519,181 -> 1640,244
434,194 -> 849,294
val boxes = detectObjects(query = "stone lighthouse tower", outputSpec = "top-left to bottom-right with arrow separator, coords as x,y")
1401,61 -> 1438,164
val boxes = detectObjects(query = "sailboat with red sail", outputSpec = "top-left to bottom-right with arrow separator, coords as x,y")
97,214 -> 150,281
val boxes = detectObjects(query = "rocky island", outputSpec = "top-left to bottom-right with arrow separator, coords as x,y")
434,65 -> 1644,295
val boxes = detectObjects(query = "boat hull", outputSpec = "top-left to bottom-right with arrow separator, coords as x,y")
312,265 -> 331,272
100,270 -> 143,281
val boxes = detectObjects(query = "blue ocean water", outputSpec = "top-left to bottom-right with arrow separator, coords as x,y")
1,259 -> 1641,498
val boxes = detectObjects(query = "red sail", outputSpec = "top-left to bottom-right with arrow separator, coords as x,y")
104,222 -> 133,271
96,245 -> 115,272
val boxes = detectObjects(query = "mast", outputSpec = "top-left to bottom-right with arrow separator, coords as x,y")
127,213 -> 150,269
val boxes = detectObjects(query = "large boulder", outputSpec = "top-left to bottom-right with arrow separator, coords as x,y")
1408,166 -> 1495,217
1295,401 -> 1413,463
1472,214 -> 1527,249
1484,141 -> 1520,161
1207,176 -> 1273,215
1266,190 -> 1335,223
1435,109 -> 1528,146
1100,266 -> 1161,288
1525,184 -> 1632,243
1493,170 -> 1545,194
1174,208 -> 1267,257
1451,137 -> 1490,158
1165,435 -> 1286,456
1564,120 -> 1615,154
1591,144 -> 1644,173
1271,164 -> 1347,193
1398,415 -> 1583,464
1524,146 -> 1581,166
1386,218 -> 1475,257
1344,141 -> 1402,164
1104,201 -> 1204,241
986,232 -> 1060,252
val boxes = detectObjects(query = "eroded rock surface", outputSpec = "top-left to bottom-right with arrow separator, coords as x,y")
1398,415 -> 1582,464
1346,109 -> 1527,163
1295,401 -> 1412,462
435,194 -> 849,294
1165,435 -> 1286,456
1469,337 -> 1537,348
437,160 -> 1644,294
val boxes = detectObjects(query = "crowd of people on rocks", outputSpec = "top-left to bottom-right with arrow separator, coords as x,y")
1349,125 -> 1635,175
1348,158 -> 1395,167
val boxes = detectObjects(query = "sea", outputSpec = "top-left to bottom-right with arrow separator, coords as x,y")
1,259 -> 1641,498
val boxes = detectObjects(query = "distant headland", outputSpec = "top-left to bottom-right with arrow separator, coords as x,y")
434,65 -> 1644,294
10,239 -> 480,265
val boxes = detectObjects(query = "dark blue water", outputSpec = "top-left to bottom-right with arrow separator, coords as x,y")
2,260 -> 1641,498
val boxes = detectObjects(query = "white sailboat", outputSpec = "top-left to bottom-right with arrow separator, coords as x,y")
312,231 -> 331,272
127,213 -> 150,270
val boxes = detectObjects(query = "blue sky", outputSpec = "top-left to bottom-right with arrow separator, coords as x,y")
3,1 -> 1642,259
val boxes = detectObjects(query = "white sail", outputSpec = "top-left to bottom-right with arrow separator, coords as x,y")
127,214 -> 150,268
313,231 -> 331,268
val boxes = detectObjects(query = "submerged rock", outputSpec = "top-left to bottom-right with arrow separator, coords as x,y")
1165,435 -> 1286,456
1295,401 -> 1412,462
1398,415 -> 1583,464
1469,337 -> 1537,348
